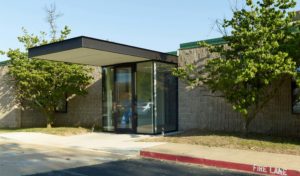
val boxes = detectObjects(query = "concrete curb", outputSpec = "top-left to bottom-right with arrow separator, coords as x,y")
140,151 -> 300,176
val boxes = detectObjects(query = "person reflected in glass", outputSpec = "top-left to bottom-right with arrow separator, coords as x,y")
119,92 -> 132,128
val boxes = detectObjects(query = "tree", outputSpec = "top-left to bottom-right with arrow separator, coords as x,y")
45,3 -> 63,40
1,4 -> 92,128
174,0 -> 300,134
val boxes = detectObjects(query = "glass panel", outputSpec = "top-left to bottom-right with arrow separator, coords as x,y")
154,62 -> 177,133
115,67 -> 132,129
136,62 -> 154,134
102,67 -> 115,131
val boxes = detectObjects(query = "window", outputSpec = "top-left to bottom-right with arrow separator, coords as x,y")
291,79 -> 300,114
154,62 -> 177,133
55,95 -> 68,113
136,62 -> 154,134
102,67 -> 115,131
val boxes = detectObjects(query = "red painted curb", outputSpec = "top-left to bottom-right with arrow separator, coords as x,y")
140,150 -> 300,176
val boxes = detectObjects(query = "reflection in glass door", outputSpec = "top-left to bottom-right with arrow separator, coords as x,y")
136,62 -> 154,134
114,67 -> 133,131
102,62 -> 177,134
102,67 -> 114,131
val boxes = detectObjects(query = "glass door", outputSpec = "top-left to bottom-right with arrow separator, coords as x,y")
102,61 -> 178,134
114,66 -> 135,132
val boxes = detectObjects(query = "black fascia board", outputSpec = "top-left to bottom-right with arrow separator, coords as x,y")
28,36 -> 178,64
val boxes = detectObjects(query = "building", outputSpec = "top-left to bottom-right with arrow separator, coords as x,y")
1,36 -> 300,136
1,37 -> 178,135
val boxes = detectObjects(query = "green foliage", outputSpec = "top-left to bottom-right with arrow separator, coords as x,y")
3,26 -> 92,127
173,0 -> 300,132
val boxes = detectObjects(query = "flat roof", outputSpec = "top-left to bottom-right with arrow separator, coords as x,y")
28,36 -> 177,66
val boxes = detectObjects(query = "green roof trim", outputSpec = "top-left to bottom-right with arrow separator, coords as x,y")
180,37 -> 227,50
167,51 -> 177,56
0,60 -> 9,66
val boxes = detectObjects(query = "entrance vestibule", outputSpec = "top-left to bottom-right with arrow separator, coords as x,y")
102,61 -> 178,134
28,36 -> 178,134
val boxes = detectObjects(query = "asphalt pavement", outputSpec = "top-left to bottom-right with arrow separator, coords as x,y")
0,140 -> 256,176
0,132 -> 257,176
27,158 -> 256,176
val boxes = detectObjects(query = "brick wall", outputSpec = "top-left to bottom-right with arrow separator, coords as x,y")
0,66 -> 21,128
178,47 -> 300,137
54,67 -> 102,128
20,109 -> 46,127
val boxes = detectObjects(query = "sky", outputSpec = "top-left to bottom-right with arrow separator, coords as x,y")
1,0 -> 300,61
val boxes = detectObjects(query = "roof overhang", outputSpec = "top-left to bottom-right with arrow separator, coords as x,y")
28,36 -> 178,66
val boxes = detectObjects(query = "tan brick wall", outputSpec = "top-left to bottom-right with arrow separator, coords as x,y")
0,66 -> 21,128
178,47 -> 300,137
20,109 -> 46,127
54,67 -> 102,128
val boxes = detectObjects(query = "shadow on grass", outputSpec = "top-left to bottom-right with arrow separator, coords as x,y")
167,130 -> 300,146
0,127 -> 93,136
0,127 -> 150,139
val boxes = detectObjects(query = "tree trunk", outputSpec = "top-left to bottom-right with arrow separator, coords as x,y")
242,119 -> 250,137
242,115 -> 253,137
42,109 -> 55,128
241,77 -> 287,137
47,123 -> 52,128
46,113 -> 54,128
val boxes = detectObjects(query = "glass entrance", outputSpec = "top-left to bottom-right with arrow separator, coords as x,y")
102,61 -> 178,134
114,67 -> 134,131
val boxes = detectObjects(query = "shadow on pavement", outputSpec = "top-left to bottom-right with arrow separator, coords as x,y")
0,141 -> 123,176
26,158 -> 256,176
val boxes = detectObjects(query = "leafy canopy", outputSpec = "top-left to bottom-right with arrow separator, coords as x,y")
174,0 -> 300,129
2,26 -> 92,127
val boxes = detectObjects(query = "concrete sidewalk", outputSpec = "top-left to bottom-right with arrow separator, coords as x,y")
0,132 -> 163,156
140,143 -> 300,176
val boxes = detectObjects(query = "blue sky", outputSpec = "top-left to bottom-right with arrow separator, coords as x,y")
1,0 -> 300,61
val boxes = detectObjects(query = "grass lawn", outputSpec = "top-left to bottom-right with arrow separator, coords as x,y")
0,127 -> 92,136
141,130 -> 300,156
